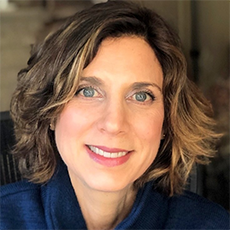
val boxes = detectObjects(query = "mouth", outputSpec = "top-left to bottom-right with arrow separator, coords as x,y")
86,145 -> 133,167
87,145 -> 130,158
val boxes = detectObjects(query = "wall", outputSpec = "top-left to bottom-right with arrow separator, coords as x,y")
0,8 -> 48,111
0,0 -> 92,112
196,1 -> 229,91
195,0 -> 229,210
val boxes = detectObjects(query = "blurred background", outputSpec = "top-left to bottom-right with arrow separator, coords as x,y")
0,0 -> 229,210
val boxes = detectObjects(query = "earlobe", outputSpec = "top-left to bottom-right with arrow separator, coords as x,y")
50,117 -> 57,131
50,123 -> 55,131
161,133 -> 165,140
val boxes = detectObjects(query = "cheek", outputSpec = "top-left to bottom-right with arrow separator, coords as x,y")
54,109 -> 83,155
56,112 -> 76,137
135,109 -> 164,142
56,104 -> 90,136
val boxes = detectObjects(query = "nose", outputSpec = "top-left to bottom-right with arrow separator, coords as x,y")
97,99 -> 129,135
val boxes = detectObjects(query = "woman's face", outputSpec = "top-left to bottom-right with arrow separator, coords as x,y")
55,36 -> 164,192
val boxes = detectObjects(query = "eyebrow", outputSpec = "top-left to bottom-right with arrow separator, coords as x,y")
79,76 -> 104,86
132,82 -> 162,93
80,76 -> 162,92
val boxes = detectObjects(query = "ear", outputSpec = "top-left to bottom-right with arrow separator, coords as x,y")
161,132 -> 165,140
50,119 -> 56,131
50,123 -> 55,131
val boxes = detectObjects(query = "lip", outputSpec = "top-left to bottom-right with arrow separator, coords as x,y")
85,145 -> 133,167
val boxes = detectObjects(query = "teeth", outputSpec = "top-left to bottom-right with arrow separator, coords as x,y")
88,146 -> 128,158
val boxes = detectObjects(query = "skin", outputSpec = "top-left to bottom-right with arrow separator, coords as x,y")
54,36 -> 164,230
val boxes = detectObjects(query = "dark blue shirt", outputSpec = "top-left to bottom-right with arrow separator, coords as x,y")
1,162 -> 229,229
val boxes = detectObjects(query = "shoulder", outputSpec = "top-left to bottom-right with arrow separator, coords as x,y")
165,190 -> 230,229
1,180 -> 42,205
0,181 -> 47,229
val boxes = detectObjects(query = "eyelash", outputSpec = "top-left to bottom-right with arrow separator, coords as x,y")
75,85 -> 98,96
138,90 -> 155,100
130,90 -> 155,104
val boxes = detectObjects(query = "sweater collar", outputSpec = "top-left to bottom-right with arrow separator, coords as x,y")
42,160 -> 87,229
42,160 -> 168,229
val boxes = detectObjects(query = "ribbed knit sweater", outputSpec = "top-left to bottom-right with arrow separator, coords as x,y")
1,161 -> 229,229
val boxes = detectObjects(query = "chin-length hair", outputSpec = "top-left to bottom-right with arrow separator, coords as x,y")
10,0 -> 220,196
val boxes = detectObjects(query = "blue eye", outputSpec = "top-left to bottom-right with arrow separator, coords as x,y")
133,91 -> 154,102
135,92 -> 147,102
82,87 -> 95,97
76,86 -> 100,98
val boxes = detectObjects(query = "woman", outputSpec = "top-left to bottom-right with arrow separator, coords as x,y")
1,1 -> 229,229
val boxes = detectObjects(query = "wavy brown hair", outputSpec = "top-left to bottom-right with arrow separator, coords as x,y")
10,1 -> 219,195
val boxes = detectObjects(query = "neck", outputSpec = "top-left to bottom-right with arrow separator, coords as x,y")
68,171 -> 137,230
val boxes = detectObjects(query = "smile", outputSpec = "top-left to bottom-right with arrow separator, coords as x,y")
88,145 -> 129,158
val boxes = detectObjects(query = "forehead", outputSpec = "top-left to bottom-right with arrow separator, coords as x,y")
82,36 -> 163,87
96,36 -> 159,64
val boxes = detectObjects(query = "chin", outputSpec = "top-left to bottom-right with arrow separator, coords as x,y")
86,177 -> 134,193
